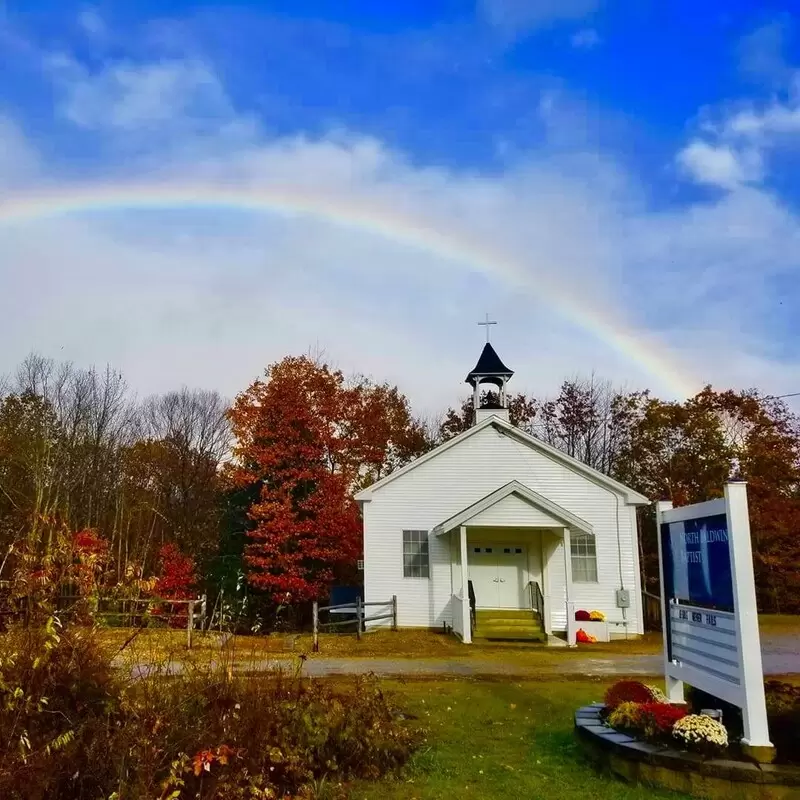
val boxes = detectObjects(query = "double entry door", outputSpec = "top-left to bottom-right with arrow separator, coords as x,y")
469,544 -> 527,609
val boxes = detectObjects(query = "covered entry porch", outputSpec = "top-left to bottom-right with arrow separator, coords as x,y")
434,480 -> 593,645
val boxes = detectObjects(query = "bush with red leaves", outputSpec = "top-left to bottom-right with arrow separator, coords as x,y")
604,680 -> 654,710
639,702 -> 687,740
154,543 -> 198,628
575,609 -> 591,621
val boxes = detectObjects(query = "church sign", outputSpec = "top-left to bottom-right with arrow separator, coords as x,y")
655,482 -> 773,754
660,510 -> 733,612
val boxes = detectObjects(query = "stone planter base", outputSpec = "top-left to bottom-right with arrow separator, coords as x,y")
575,705 -> 800,800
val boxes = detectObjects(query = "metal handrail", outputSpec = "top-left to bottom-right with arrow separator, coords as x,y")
529,580 -> 545,624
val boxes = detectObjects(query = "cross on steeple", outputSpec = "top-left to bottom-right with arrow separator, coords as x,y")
478,313 -> 497,343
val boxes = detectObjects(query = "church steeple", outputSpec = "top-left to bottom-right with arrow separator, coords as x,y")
465,318 -> 514,425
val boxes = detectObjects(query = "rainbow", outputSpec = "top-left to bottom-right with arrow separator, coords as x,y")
0,181 -> 699,397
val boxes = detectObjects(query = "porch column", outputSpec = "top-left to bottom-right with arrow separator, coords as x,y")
563,527 -> 576,646
459,525 -> 471,644
541,536 -> 552,635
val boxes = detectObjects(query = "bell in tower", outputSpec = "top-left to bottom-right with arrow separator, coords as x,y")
465,326 -> 514,425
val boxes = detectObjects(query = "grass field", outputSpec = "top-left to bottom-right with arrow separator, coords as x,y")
100,626 -> 665,670
99,613 -> 800,668
350,677 -> 686,800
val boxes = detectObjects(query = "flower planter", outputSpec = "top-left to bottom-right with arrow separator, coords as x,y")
574,705 -> 800,799
577,620 -> 609,642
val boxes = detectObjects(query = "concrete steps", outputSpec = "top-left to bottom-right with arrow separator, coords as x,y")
473,609 -> 546,643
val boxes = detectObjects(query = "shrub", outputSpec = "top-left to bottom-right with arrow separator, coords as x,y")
607,701 -> 644,732
0,618 -> 122,799
645,684 -> 668,703
765,681 -> 800,765
604,680 -> 654,710
575,609 -> 591,621
153,543 -> 199,628
639,702 -> 687,740
765,680 -> 800,715
0,620 -> 419,798
672,714 -> 728,755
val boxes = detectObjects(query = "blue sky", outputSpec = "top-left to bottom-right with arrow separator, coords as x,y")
1,1 -> 799,412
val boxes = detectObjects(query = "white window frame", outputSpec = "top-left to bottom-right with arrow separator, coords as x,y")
402,529 -> 430,579
571,533 -> 598,583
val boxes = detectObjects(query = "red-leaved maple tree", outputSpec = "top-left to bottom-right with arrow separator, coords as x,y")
226,356 -> 426,603
153,542 -> 198,627
155,542 -> 198,601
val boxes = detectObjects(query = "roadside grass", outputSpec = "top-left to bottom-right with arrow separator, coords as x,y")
97,611 -> 799,676
758,614 -> 800,635
350,677 -> 686,800
99,626 -> 664,669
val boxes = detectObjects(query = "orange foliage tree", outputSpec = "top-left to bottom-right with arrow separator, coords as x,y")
226,356 -> 428,603
614,387 -> 800,611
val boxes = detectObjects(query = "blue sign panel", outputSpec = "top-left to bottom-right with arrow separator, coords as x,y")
660,513 -> 734,612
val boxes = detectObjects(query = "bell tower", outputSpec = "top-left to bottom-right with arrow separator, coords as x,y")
466,316 -> 514,425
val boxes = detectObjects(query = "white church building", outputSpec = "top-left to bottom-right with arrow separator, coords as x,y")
354,342 -> 650,644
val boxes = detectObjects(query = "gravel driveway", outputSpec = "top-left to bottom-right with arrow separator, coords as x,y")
124,632 -> 800,680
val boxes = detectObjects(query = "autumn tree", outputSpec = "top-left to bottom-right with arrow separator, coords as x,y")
0,391 -> 62,550
535,376 -> 646,475
439,391 -> 537,441
226,355 -> 428,603
614,387 -> 800,610
0,354 -> 229,587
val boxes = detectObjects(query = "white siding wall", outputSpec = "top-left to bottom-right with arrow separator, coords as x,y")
468,494 -> 560,527
362,424 -> 643,633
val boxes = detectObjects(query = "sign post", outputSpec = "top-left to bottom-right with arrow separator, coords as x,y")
656,481 -> 774,762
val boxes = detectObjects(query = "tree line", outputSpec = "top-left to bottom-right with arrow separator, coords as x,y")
1,352 -> 798,626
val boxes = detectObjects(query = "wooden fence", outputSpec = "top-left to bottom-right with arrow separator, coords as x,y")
311,596 -> 397,652
0,592 -> 207,649
642,590 -> 662,631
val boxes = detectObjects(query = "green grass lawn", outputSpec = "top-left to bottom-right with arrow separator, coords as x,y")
351,677 -> 687,800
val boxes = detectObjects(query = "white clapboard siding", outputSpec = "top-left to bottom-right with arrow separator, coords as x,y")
467,493 -> 561,527
362,423 -> 642,634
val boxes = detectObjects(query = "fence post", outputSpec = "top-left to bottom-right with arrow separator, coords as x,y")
312,601 -> 319,653
356,597 -> 362,640
391,595 -> 397,631
187,600 -> 195,650
200,594 -> 207,631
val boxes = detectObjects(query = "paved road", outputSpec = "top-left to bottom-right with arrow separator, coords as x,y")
124,633 -> 800,680
301,633 -> 800,678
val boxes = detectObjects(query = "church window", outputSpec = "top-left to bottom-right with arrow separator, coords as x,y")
571,534 -> 598,582
402,530 -> 429,578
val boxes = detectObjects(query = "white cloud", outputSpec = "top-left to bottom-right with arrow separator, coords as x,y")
479,0 -> 599,37
46,55 -> 232,132
676,140 -> 762,188
2,50 -> 800,417
737,18 -> 793,85
724,87 -> 800,138
0,117 -> 41,187
77,8 -> 107,40
571,28 -> 601,49
677,53 -> 800,190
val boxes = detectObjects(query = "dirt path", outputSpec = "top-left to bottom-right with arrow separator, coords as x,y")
124,633 -> 800,680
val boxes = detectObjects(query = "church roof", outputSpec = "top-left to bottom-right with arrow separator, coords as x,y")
354,415 -> 651,506
432,480 -> 593,535
465,343 -> 514,386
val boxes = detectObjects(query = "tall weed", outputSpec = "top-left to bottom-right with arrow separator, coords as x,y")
0,620 -> 419,799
